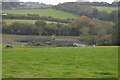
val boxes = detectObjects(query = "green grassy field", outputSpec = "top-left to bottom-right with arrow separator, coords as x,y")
3,47 -> 118,78
92,6 -> 118,13
2,9 -> 78,19
3,19 -> 59,25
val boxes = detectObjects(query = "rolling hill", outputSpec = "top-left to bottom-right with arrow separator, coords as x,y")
3,9 -> 79,19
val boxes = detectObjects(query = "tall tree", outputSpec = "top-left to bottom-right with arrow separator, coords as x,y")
35,20 -> 46,36
71,16 -> 95,35
112,21 -> 120,45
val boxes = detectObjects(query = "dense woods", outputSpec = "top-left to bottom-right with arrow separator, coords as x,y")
78,2 -> 119,7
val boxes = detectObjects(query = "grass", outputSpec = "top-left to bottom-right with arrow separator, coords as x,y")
92,6 -> 118,13
3,19 -> 59,26
2,9 -> 78,19
2,47 -> 118,78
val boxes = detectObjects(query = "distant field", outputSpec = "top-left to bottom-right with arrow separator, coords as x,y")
2,9 -> 78,19
3,47 -> 118,78
92,6 -> 118,13
3,19 -> 59,25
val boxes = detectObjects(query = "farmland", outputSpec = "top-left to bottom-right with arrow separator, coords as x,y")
2,34 -> 118,78
92,6 -> 118,13
2,1 -> 119,78
2,9 -> 78,19
3,19 -> 59,25
2,47 -> 118,78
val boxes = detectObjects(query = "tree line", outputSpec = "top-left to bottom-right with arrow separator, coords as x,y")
2,1 -> 119,10
2,16 -> 119,46
78,2 -> 119,7
2,2 -> 20,10
2,14 -> 71,23
2,2 -> 51,10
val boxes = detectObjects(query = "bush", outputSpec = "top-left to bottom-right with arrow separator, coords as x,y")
33,42 -> 45,46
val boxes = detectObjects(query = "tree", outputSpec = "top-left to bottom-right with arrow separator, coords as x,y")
8,22 -> 37,35
87,8 -> 98,18
35,20 -> 46,36
109,10 -> 118,22
112,21 -> 120,45
71,16 -> 95,35
94,21 -> 114,45
97,11 -> 109,21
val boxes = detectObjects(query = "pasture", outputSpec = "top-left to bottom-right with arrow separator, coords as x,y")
2,9 -> 78,19
2,47 -> 118,78
92,6 -> 118,13
3,19 -> 59,26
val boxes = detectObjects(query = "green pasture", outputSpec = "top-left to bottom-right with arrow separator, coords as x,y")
3,19 -> 59,25
92,6 -> 118,13
2,47 -> 118,78
2,9 -> 78,19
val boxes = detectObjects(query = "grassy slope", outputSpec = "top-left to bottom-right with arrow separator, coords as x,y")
3,19 -> 59,25
3,47 -> 118,78
2,9 -> 78,19
92,6 -> 118,13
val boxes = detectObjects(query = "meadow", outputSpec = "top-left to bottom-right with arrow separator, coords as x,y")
92,6 -> 118,13
2,47 -> 118,78
2,9 -> 78,19
3,19 -> 59,26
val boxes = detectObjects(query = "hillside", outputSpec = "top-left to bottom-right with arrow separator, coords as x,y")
53,2 -> 118,21
3,9 -> 78,19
